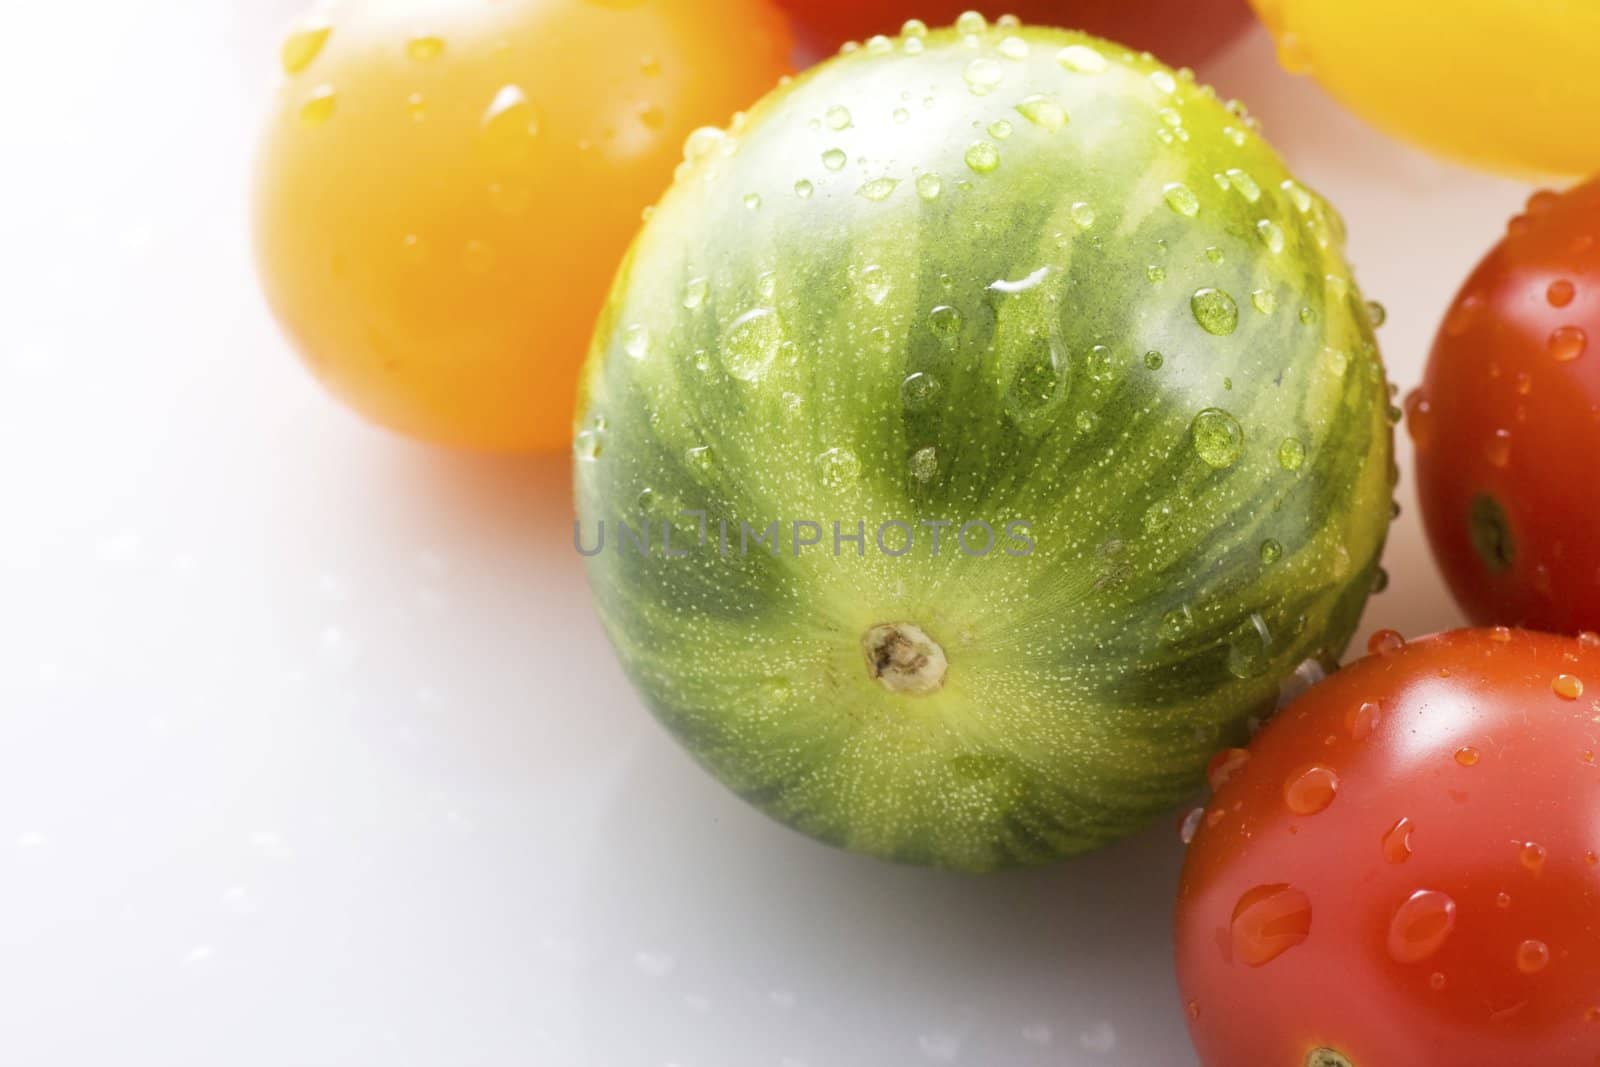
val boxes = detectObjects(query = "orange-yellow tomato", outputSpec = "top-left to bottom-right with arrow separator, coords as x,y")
1250,0 -> 1600,177
253,0 -> 791,452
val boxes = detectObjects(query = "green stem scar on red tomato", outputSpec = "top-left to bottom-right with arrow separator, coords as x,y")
575,17 -> 1393,871
1409,180 -> 1600,633
1176,628 -> 1600,1067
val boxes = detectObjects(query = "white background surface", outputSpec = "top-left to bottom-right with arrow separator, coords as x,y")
0,4 -> 1533,1065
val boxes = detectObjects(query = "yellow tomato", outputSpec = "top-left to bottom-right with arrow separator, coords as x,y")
253,0 -> 791,452
1251,0 -> 1600,177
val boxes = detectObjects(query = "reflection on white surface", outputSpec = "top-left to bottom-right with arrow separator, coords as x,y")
0,2 -> 1527,1064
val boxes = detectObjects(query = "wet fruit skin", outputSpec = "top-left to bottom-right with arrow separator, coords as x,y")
777,0 -> 1253,69
1176,629 -> 1600,1066
253,0 -> 791,452
1249,0 -> 1600,177
1411,181 -> 1600,633
575,19 -> 1393,871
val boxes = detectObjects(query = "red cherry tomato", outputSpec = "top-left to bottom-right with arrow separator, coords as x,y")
1176,628 -> 1600,1067
1410,181 -> 1600,632
776,2 -> 1252,70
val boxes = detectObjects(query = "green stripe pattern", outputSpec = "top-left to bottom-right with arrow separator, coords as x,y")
574,20 -> 1393,871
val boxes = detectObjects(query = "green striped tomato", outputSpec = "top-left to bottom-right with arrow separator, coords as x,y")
574,17 -> 1393,871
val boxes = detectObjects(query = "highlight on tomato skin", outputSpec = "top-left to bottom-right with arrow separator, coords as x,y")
777,0 -> 1254,70
1409,180 -> 1600,633
252,0 -> 792,453
1174,627 -> 1600,1067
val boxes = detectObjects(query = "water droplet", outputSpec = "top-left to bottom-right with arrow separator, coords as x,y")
406,92 -> 428,121
865,33 -> 892,55
1256,219 -> 1285,254
825,105 -> 852,130
964,141 -> 1000,173
1226,168 -> 1262,203
683,126 -> 727,163
1163,182 -> 1200,217
1179,807 -> 1203,845
915,173 -> 943,201
1299,306 -> 1318,326
997,35 -> 1029,60
1192,408 -> 1243,468
743,192 -> 763,212
955,10 -> 988,35
989,119 -> 1014,140
1230,884 -> 1312,966
822,147 -> 847,171
1149,69 -> 1178,94
685,444 -> 714,475
857,177 -> 899,202
1192,288 -> 1239,336
964,57 -> 1005,94
1147,265 -> 1167,283
793,178 -> 815,200
298,86 -> 337,125
1496,891 -> 1513,909
901,371 -> 941,408
1227,613 -> 1272,678
1521,841 -> 1547,873
816,447 -> 860,489
1347,700 -> 1381,741
1382,817 -> 1414,863
909,445 -> 938,482
1554,673 -> 1585,700
481,86 -> 541,164
1284,765 -> 1339,815
1548,279 -> 1577,307
407,35 -> 445,62
1016,94 -> 1068,132
722,308 -> 780,382
1446,293 -> 1483,336
1549,325 -> 1587,362
1388,890 -> 1457,963
574,429 -> 603,461
1516,939 -> 1550,974
1454,746 -> 1480,767
1144,350 -> 1164,370
1366,300 -> 1388,328
902,18 -> 929,37
1368,629 -> 1405,655
1070,202 -> 1096,229
1057,44 -> 1108,74
637,103 -> 665,130
281,21 -> 332,75
1275,437 -> 1305,472
1260,539 -> 1283,564
622,323 -> 650,360
928,304 -> 963,338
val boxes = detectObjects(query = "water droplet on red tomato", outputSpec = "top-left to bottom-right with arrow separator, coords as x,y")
1554,674 -> 1585,700
1517,939 -> 1551,974
1528,189 -> 1562,215
1387,889 -> 1457,964
1491,626 -> 1513,642
1347,700 -> 1381,741
1403,390 -> 1434,449
1454,746 -> 1480,767
1429,971 -> 1447,991
1368,629 -> 1405,655
1445,294 -> 1483,336
1550,326 -> 1588,363
1521,842 -> 1547,873
1382,817 -> 1414,863
1548,279 -> 1577,307
1284,765 -> 1339,815
1230,884 -> 1312,966
1496,891 -> 1513,909
1579,631 -> 1600,649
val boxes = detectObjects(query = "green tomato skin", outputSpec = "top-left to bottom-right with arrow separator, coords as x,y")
575,22 -> 1393,872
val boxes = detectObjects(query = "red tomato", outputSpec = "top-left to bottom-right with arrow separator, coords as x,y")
1175,628 -> 1600,1067
1410,181 -> 1600,632
776,2 -> 1253,69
